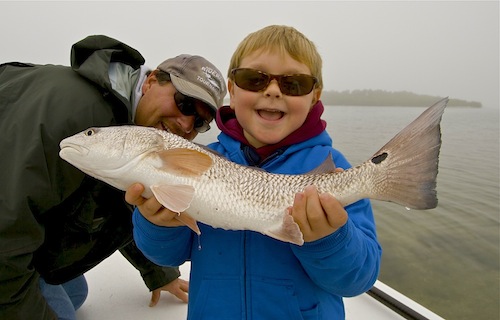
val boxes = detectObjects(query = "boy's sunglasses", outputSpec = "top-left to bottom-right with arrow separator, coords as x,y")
231,68 -> 317,96
174,91 -> 213,133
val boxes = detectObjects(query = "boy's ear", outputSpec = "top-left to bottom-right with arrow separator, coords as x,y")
311,88 -> 322,107
228,80 -> 236,110
228,79 -> 235,96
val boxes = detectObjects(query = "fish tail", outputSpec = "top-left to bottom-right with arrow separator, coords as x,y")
366,98 -> 448,209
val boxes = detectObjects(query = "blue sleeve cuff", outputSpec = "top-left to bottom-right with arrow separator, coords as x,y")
132,207 -> 188,242
296,219 -> 352,254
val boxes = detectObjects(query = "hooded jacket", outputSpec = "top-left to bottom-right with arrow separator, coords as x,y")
133,102 -> 382,319
0,35 -> 179,320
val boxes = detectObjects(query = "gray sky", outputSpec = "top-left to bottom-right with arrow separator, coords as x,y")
1,1 -> 498,108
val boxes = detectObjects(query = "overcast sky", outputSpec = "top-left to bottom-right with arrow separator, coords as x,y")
1,1 -> 498,108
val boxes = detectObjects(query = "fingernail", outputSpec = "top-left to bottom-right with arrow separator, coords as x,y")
304,185 -> 315,193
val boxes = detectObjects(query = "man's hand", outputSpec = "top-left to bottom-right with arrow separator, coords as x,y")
125,185 -> 190,305
150,278 -> 189,306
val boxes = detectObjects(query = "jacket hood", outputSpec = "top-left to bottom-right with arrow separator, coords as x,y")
70,35 -> 145,92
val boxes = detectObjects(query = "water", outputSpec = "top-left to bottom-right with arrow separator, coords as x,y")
195,104 -> 500,320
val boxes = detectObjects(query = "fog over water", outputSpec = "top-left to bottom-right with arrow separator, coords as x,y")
1,1 -> 498,108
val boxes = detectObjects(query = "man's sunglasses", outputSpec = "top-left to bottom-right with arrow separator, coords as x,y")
174,91 -> 213,133
231,68 -> 317,96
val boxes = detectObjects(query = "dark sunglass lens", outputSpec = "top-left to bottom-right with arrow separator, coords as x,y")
234,69 -> 269,92
174,91 -> 212,133
281,75 -> 316,96
232,69 -> 316,96
174,92 -> 197,116
194,117 -> 210,133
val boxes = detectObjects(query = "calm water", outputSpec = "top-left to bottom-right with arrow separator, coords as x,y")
195,104 -> 500,320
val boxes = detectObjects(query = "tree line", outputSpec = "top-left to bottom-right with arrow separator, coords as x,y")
320,89 -> 482,107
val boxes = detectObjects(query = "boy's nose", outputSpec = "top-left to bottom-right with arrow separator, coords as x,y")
264,79 -> 282,98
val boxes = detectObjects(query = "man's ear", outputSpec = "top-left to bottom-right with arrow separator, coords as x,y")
142,70 -> 158,94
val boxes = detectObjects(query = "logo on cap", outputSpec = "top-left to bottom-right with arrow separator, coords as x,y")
199,66 -> 224,102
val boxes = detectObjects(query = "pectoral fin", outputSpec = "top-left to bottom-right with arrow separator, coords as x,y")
174,212 -> 201,236
151,184 -> 194,212
157,148 -> 212,177
150,184 -> 201,235
264,210 -> 304,246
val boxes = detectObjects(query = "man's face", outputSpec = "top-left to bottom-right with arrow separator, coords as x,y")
134,71 -> 214,141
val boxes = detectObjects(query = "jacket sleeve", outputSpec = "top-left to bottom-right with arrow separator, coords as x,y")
292,199 -> 382,297
132,208 -> 193,267
291,149 -> 382,297
119,240 -> 181,291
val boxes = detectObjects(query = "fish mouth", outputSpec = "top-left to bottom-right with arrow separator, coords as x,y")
59,142 -> 90,159
257,109 -> 285,121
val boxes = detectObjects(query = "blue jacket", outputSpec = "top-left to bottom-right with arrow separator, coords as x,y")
133,130 -> 382,319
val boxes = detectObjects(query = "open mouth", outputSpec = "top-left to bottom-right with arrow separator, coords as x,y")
160,122 -> 172,132
257,109 -> 285,121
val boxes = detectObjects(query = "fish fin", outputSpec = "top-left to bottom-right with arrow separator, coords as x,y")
150,184 -> 194,212
265,211 -> 304,246
150,185 -> 201,235
306,153 -> 336,175
194,143 -> 228,158
174,212 -> 201,235
157,148 -> 212,177
363,97 -> 448,210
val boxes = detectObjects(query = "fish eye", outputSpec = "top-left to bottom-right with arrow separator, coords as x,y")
84,129 -> 95,136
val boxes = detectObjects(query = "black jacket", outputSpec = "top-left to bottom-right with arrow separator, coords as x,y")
0,35 -> 180,320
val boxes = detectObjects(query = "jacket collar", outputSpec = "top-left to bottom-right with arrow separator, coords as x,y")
70,35 -> 146,123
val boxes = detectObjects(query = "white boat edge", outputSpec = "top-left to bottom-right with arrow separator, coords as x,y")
363,280 -> 446,320
76,252 -> 446,320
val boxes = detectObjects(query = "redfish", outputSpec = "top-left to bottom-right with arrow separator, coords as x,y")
60,98 -> 448,245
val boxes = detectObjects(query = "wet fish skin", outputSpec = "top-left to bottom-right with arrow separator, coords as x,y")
59,98 -> 448,245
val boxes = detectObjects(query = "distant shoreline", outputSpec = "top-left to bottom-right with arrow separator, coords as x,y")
222,89 -> 482,108
320,89 -> 482,108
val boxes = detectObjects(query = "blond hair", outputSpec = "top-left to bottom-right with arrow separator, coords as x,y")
228,25 -> 323,90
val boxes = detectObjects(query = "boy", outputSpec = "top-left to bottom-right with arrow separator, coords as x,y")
129,25 -> 381,319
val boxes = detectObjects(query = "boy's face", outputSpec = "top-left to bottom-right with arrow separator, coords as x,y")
228,49 -> 320,148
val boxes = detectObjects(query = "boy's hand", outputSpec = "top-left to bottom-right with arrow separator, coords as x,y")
290,185 -> 348,243
125,183 -> 187,227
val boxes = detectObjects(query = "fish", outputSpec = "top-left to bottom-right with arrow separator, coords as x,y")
59,98 -> 448,246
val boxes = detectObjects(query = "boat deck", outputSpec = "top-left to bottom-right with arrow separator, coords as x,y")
76,252 -> 442,319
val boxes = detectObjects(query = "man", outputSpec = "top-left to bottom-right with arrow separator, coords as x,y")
0,35 -> 227,320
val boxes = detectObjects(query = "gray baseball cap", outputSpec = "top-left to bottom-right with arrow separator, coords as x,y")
157,54 -> 227,113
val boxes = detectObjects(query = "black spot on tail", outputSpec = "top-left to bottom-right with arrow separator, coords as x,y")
371,152 -> 388,164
